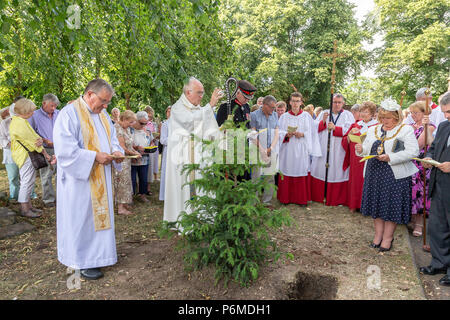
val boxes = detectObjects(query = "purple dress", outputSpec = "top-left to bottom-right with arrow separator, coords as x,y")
411,124 -> 435,215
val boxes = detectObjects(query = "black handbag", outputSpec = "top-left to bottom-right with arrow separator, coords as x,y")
158,141 -> 164,154
392,139 -> 405,153
17,140 -> 48,170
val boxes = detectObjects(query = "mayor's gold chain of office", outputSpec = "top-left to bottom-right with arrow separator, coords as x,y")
374,124 -> 405,155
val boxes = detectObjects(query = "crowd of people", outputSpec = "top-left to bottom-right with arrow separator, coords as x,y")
0,78 -> 449,286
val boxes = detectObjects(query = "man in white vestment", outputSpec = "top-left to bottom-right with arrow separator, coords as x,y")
54,79 -> 124,280
310,93 -> 355,206
163,77 -> 223,225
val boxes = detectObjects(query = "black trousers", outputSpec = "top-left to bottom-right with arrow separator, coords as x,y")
428,181 -> 450,275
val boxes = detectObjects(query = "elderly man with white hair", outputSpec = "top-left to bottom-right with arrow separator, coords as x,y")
28,93 -> 60,207
404,88 -> 446,128
163,77 -> 222,225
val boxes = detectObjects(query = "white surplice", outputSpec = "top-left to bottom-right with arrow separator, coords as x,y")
310,110 -> 355,182
159,119 -> 169,201
163,94 -> 221,224
278,111 -> 322,177
54,100 -> 123,270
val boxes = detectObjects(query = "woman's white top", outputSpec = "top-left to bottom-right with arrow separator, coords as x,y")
356,123 -> 419,179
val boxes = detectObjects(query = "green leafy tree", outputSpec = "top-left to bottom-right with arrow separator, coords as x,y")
0,0 -> 237,115
219,0 -> 370,106
374,0 -> 450,102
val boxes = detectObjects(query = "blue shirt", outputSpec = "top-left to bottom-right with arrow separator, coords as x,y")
250,108 -> 278,148
28,107 -> 59,147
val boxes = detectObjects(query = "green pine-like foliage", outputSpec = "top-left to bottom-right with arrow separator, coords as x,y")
160,127 -> 293,287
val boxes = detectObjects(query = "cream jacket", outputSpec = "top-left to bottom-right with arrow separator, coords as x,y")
356,124 -> 419,179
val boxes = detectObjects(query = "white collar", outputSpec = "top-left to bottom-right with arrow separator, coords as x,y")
80,96 -> 94,113
180,93 -> 201,110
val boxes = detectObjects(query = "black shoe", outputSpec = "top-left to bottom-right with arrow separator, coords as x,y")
80,268 -> 104,280
379,238 -> 394,252
439,275 -> 450,286
369,241 -> 382,248
419,265 -> 447,275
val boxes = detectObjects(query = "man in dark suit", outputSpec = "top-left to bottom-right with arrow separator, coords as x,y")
216,80 -> 257,130
216,80 -> 256,181
420,91 -> 450,286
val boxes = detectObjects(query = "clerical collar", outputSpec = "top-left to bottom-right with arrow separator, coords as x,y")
180,93 -> 200,110
289,110 -> 302,116
80,96 -> 94,114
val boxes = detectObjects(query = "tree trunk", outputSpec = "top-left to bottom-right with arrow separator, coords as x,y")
125,92 -> 131,110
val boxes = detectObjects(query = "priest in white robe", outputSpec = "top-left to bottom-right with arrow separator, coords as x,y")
277,92 -> 321,205
310,93 -> 355,206
54,79 -> 124,280
163,77 -> 223,226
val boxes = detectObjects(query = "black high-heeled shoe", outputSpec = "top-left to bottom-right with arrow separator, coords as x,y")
369,241 -> 382,248
379,238 -> 394,252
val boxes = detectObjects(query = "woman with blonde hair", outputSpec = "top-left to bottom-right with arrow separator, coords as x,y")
10,98 -> 56,217
114,110 -> 141,215
356,98 -> 419,252
313,106 -> 323,120
303,104 -> 315,118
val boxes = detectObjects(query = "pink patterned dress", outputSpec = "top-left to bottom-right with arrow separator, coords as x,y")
411,124 -> 435,215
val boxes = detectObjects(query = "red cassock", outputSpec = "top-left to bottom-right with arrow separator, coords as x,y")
309,109 -> 355,207
276,110 -> 321,205
341,120 -> 378,210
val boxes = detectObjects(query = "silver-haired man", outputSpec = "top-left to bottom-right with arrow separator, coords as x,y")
28,93 -> 60,207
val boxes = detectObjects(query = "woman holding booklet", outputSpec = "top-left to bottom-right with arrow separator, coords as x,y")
113,110 -> 142,215
342,101 -> 378,212
355,98 -> 419,252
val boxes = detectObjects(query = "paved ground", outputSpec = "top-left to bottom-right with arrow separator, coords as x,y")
407,227 -> 450,300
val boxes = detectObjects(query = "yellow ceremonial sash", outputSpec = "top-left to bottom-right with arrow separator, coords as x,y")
73,97 -> 112,231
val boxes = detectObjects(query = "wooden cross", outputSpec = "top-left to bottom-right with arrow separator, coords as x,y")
322,40 -> 346,94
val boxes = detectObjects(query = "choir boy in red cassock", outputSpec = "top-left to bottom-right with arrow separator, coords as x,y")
342,101 -> 378,212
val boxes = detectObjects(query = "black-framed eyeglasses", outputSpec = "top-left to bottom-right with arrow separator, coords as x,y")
92,92 -> 111,106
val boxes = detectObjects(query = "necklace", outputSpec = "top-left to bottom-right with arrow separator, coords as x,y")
374,124 -> 405,155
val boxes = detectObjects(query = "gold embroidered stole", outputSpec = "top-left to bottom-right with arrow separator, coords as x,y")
74,97 -> 112,231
